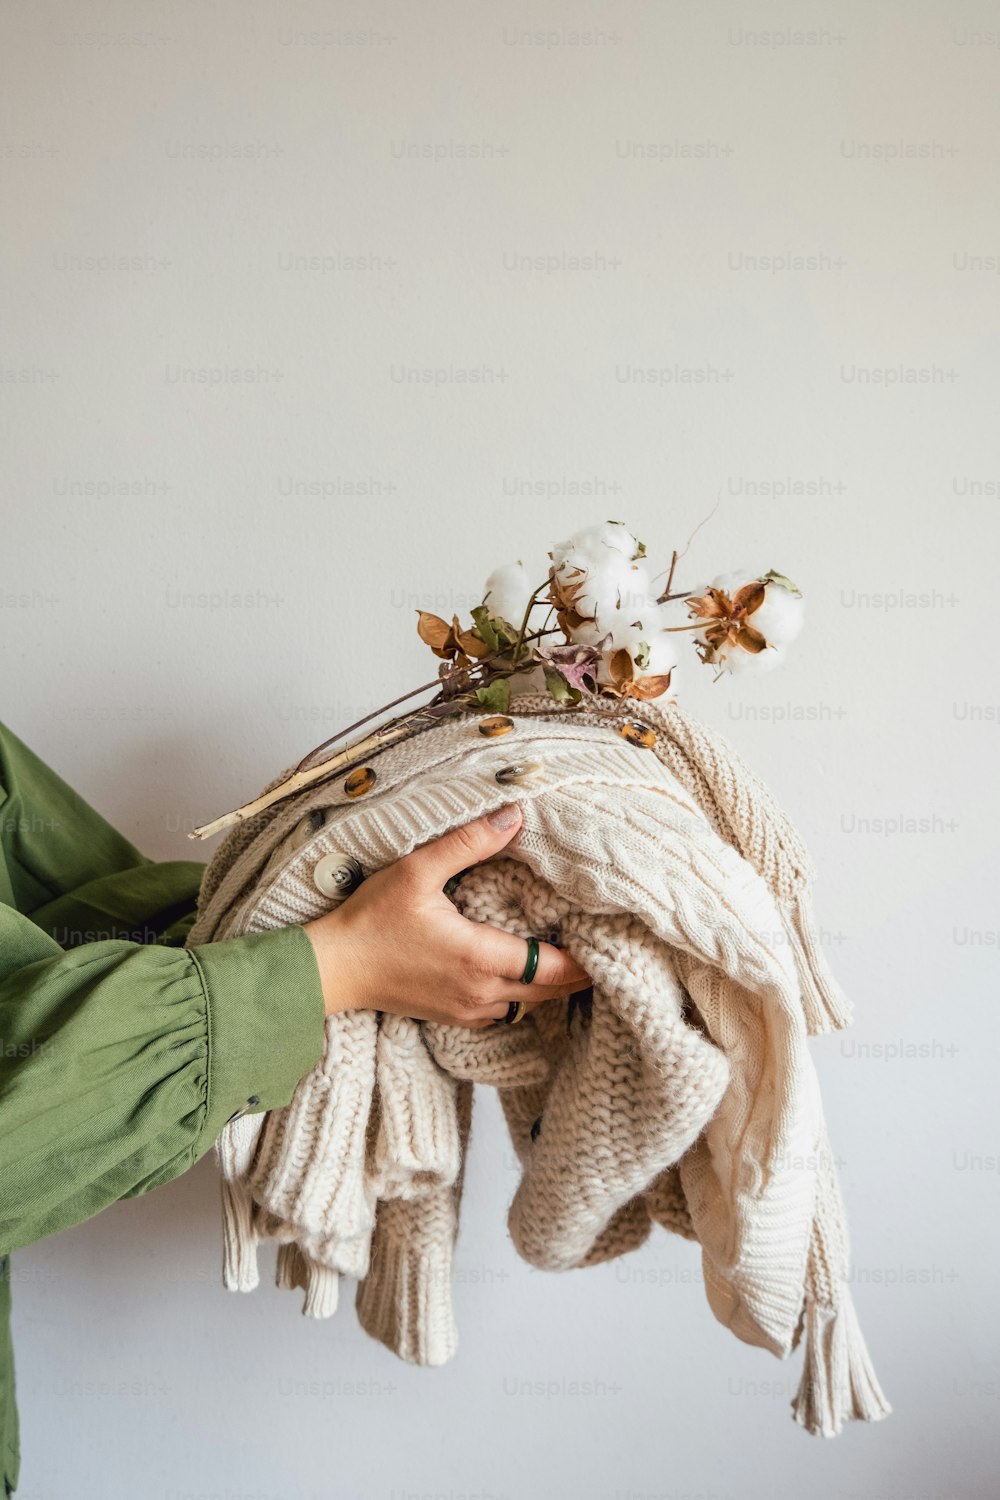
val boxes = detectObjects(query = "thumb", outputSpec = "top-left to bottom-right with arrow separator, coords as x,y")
403,804 -> 523,889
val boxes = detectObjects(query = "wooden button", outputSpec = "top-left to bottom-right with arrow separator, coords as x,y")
478,715 -> 514,737
619,719 -> 657,749
495,762 -> 541,785
344,766 -> 376,798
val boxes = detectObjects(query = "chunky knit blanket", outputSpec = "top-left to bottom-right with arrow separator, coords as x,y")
188,695 -> 891,1438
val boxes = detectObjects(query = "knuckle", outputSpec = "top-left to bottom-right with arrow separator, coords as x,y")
388,856 -> 422,895
455,939 -> 497,987
449,822 -> 484,861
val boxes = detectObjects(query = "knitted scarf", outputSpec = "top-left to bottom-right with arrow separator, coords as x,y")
187,694 -> 891,1437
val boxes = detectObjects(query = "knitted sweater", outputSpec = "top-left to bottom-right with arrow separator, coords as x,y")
188,695 -> 890,1437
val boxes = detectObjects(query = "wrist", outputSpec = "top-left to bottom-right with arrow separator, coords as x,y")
302,914 -> 368,1017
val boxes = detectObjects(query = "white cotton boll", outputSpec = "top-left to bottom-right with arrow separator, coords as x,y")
584,558 -> 653,619
641,630 -> 680,678
556,557 -> 653,624
715,641 -> 786,676
550,520 -> 641,570
706,568 -> 753,599
588,607 -> 681,692
690,569 -> 803,666
749,583 -> 804,647
550,522 -> 650,620
483,561 -> 534,628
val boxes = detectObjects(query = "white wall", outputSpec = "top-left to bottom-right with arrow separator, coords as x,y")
3,1 -> 997,1496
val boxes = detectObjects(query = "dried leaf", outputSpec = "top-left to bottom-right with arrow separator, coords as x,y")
416,610 -> 454,655
418,609 -> 491,662
470,604 -> 500,653
543,667 -> 581,705
535,642 -> 601,696
474,678 -> 511,714
759,569 -> 802,597
470,604 -> 520,654
455,621 -> 490,660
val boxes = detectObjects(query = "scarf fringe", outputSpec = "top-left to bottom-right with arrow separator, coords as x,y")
791,1288 -> 892,1436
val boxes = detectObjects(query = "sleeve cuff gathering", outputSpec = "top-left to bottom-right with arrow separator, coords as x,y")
187,924 -> 326,1143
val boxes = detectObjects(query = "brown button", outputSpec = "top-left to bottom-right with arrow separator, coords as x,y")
478,715 -> 514,738
619,719 -> 656,749
495,761 -> 541,785
344,766 -> 376,798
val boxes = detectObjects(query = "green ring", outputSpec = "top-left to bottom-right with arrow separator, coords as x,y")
519,935 -> 540,985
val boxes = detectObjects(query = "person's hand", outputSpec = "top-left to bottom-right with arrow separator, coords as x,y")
303,803 -> 590,1027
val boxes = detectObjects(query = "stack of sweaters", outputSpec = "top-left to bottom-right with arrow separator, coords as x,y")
187,694 -> 891,1438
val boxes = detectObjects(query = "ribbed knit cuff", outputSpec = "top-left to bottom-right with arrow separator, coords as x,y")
187,924 -> 326,1142
250,1010 -> 379,1246
372,1014 -> 461,1201
355,1193 -> 459,1366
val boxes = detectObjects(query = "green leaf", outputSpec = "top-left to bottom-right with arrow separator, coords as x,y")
758,569 -> 802,597
543,666 -> 581,705
632,538 -> 647,560
492,615 -> 521,647
470,604 -> 500,653
470,604 -> 522,653
633,640 -> 650,669
474,678 -> 511,713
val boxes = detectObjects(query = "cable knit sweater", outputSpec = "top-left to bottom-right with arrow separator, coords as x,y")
188,695 -> 891,1437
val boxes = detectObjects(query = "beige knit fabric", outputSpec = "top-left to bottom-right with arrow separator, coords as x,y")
187,695 -> 890,1436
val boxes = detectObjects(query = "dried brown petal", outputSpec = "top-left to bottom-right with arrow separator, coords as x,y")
731,581 -> 767,617
416,611 -> 455,656
625,671 -> 673,701
736,623 -> 768,654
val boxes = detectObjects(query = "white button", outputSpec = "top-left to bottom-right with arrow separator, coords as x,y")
291,809 -> 326,848
312,850 -> 363,900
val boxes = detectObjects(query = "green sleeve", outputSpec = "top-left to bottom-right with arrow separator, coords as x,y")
0,717 -> 326,1256
0,909 -> 326,1255
0,719 -> 153,911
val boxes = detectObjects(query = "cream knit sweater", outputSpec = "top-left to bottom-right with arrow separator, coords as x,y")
188,695 -> 891,1437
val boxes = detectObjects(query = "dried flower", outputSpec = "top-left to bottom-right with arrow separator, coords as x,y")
548,521 -> 651,629
190,523 -> 808,842
415,611 -> 491,665
687,568 -> 804,674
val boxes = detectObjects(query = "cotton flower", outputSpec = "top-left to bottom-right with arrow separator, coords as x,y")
483,561 -> 534,630
687,568 -> 804,675
566,594 -> 679,700
548,521 -> 652,626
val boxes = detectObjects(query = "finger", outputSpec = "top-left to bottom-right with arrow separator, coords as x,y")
401,806 -> 523,890
467,997 -> 541,1030
473,926 -> 590,989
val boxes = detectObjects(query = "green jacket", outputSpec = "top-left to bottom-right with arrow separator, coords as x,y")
0,721 -> 326,1496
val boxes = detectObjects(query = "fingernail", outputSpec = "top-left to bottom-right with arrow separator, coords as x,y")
487,803 -> 521,830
